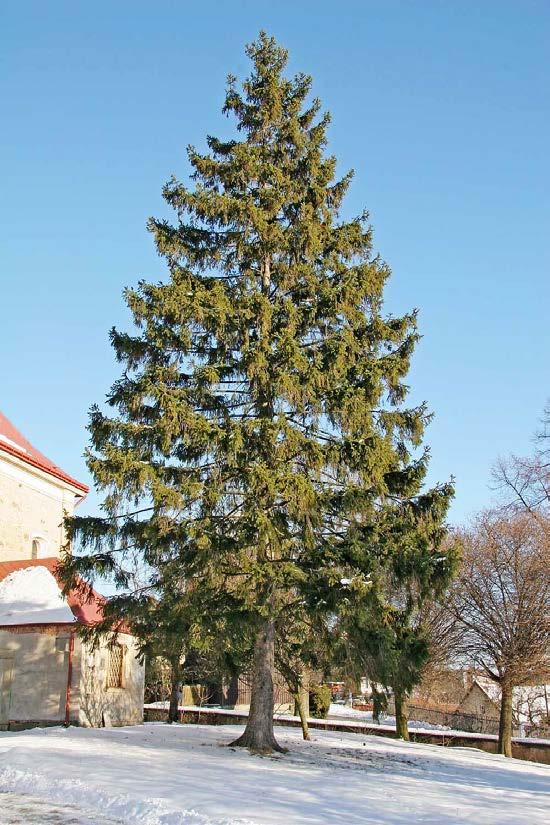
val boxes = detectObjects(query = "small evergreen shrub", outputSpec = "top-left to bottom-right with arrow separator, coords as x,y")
309,684 -> 332,719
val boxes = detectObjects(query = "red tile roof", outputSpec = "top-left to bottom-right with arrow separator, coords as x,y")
0,410 -> 89,494
0,558 -> 105,626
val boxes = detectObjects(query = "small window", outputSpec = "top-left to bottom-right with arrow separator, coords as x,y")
31,537 -> 47,559
106,644 -> 124,689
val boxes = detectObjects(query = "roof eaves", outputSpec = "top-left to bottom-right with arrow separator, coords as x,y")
0,440 -> 89,494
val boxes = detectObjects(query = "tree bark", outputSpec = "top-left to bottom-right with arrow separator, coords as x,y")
394,690 -> 409,741
230,619 -> 285,753
498,682 -> 513,757
294,688 -> 310,741
168,664 -> 180,724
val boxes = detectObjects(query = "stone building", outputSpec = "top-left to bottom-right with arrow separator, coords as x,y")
0,410 -> 145,729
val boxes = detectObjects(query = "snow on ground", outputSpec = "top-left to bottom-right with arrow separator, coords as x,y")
0,566 -> 75,625
1,723 -> 549,824
0,791 -> 122,824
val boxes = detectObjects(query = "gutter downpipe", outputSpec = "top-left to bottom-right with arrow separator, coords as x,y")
64,628 -> 75,726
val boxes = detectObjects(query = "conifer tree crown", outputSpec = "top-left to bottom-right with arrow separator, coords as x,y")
63,33 -> 452,672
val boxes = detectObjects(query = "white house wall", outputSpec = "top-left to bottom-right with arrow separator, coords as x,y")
0,453 -> 79,562
0,627 -> 144,729
0,626 -> 77,728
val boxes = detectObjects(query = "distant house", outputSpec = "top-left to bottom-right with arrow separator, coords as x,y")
457,679 -> 501,724
0,410 -> 144,729
458,676 -> 550,735
408,671 -> 499,734
407,671 -> 550,736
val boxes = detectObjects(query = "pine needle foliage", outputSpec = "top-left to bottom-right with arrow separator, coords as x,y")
61,32 -> 453,751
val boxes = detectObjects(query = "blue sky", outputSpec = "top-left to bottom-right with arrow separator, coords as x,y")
1,0 -> 549,525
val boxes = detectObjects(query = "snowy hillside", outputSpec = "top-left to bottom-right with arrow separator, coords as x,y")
1,723 -> 549,824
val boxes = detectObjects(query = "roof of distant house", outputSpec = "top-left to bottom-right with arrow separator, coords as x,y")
0,410 -> 89,494
470,676 -> 502,705
0,558 -> 104,626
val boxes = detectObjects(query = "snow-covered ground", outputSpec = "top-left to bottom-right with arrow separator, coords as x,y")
0,791 -> 122,824
1,723 -> 549,824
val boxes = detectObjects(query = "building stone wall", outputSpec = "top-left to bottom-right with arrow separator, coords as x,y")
78,633 -> 145,727
0,453 -> 79,562
0,627 -> 144,729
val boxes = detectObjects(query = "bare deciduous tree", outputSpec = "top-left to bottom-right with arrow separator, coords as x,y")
493,403 -> 550,518
513,684 -> 550,736
450,512 -> 550,756
414,597 -> 464,704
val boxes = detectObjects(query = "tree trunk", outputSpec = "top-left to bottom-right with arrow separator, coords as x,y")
394,690 -> 409,741
168,667 -> 180,724
294,689 -> 310,741
498,682 -> 513,757
230,619 -> 285,753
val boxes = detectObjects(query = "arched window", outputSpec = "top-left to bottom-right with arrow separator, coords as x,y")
31,537 -> 46,559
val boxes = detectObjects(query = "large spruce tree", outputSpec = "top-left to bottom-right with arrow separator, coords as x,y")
62,33 -> 452,753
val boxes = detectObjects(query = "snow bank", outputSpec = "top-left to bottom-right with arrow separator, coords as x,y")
0,765 -> 254,824
0,566 -> 75,625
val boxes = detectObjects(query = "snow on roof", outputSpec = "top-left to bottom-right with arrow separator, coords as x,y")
0,566 -> 76,625
469,676 -> 550,723
0,558 -> 106,627
471,676 -> 501,705
0,409 -> 88,494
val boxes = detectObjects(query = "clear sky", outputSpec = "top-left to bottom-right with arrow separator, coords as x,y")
1,0 -> 549,526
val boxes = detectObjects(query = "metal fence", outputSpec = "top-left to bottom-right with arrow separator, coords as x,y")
406,703 -> 501,735
194,674 -> 293,710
